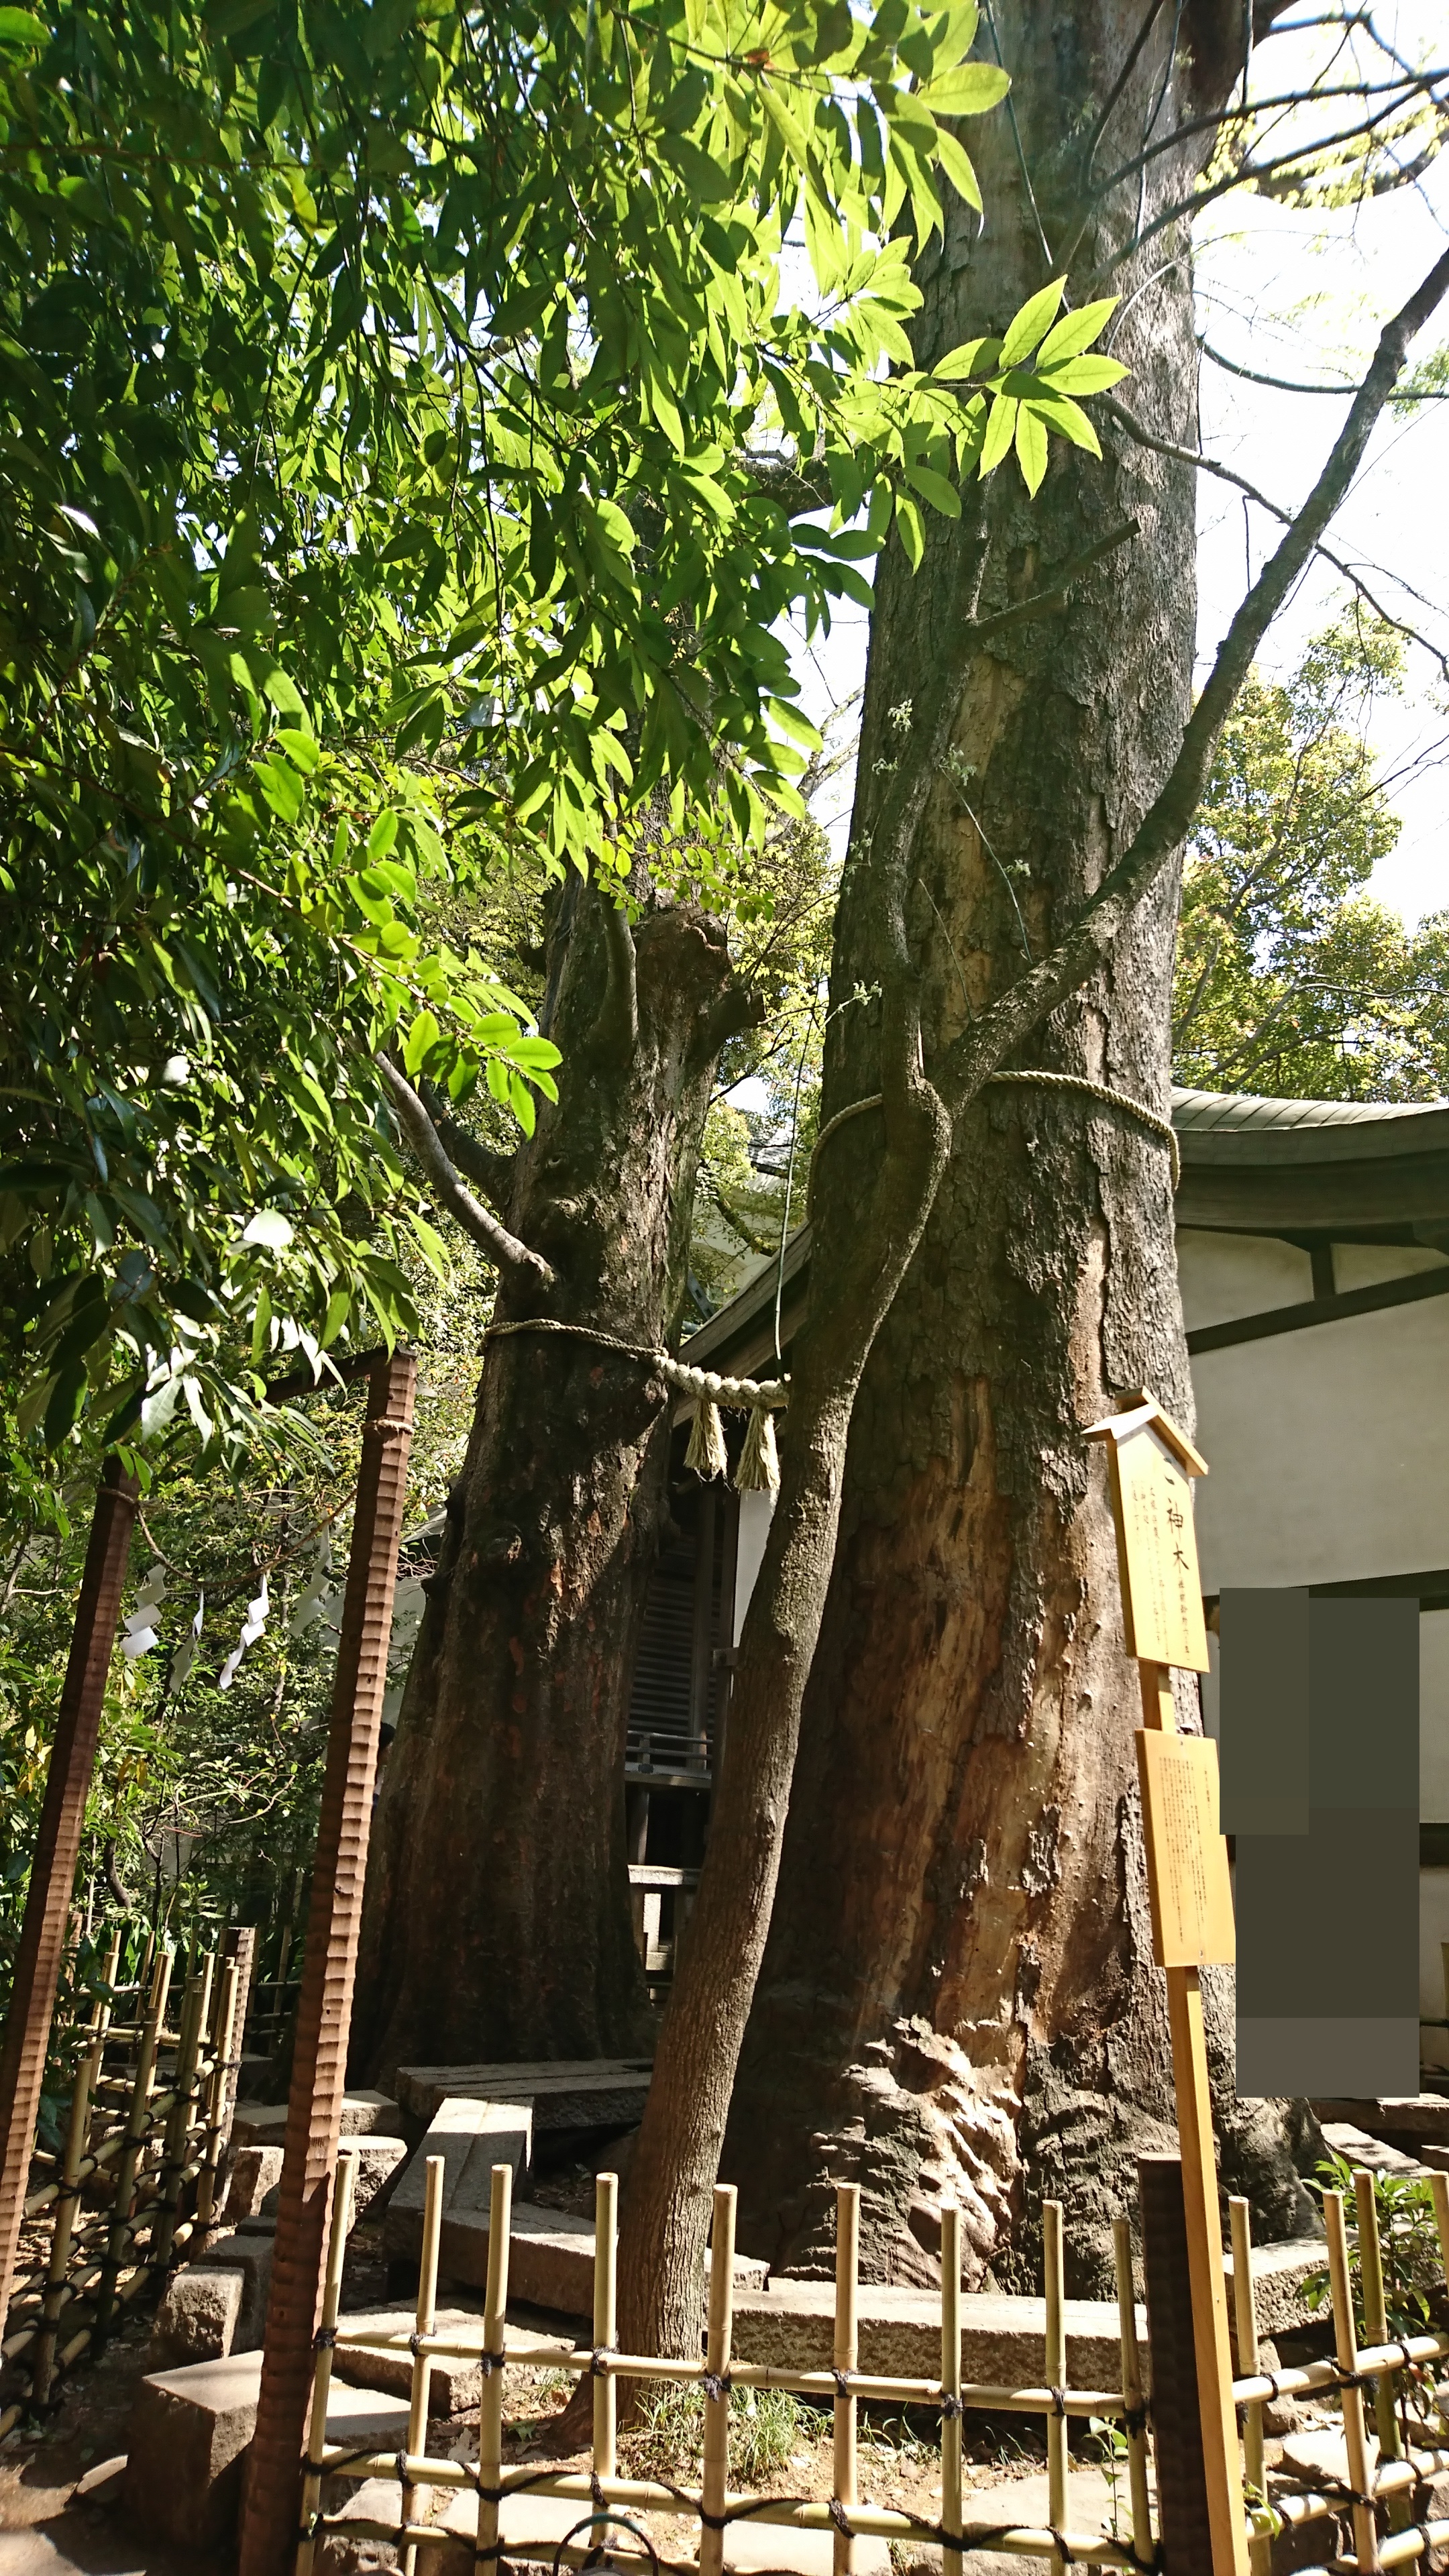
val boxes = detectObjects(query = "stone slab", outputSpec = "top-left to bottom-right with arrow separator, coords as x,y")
1319,2120 -> 1434,2178
225,2141 -> 284,2218
731,2281 -> 1141,2393
149,2262 -> 244,2367
231,2089 -> 402,2148
265,2137 -> 408,2227
331,2304 -> 488,2414
434,2201 -> 765,2318
384,2097 -> 534,2265
123,2349 -> 265,2548
315,2473 -> 407,2573
432,2485 -> 655,2576
893,2467 -> 1131,2576
1310,2093 -> 1449,2143
395,2059 -> 651,2128
203,2229 -> 274,2347
1223,2237 -> 1328,2341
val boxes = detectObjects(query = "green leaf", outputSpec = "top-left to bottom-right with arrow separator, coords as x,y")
918,62 -> 1010,115
932,123 -> 983,213
1039,352 -> 1130,394
895,489 -> 925,570
999,277 -> 1067,369
903,462 -> 961,517
242,1209 -> 294,1250
1014,401 -> 1049,494
403,1008 -> 441,1074
932,335 -> 1002,383
0,8 -> 47,53
1024,392 -> 1101,454
1037,297 -> 1120,365
978,391 -> 1018,477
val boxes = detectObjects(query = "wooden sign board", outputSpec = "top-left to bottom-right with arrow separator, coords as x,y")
1108,1426 -> 1210,1674
1137,1729 -> 1236,1970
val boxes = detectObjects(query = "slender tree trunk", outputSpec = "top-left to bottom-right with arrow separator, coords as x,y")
352,888 -> 753,2079
724,1 -> 1319,2294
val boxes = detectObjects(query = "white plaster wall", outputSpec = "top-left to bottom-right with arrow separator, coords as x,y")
1189,1294 -> 1449,1591
1177,1228 -> 1313,1332
1334,1242 -> 1449,1291
733,1488 -> 774,1645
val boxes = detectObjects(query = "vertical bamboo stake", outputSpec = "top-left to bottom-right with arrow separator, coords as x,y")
32,1959 -> 114,2407
94,1945 -> 172,2345
593,2169 -> 618,2480
1432,2171 -> 1449,2292
833,2182 -> 859,2576
1044,2200 -> 1068,2576
941,2201 -> 963,2576
1354,2171 -> 1405,2534
0,1458 -> 138,2343
400,2155 -> 444,2576
474,2163 -> 513,2576
294,2150 -> 358,2576
1112,2215 -> 1154,2570
152,1970 -> 205,2273
1227,2200 -> 1269,2576
700,2182 -> 736,2576
240,1350 -> 416,2576
197,1955 -> 240,2231
1324,2190 -> 1380,2575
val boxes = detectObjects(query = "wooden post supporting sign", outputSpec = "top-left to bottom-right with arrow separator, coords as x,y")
1086,1397 -> 1248,2576
239,1349 -> 417,2576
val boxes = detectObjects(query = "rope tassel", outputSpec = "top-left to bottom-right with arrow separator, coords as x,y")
735,1405 -> 780,1498
685,1397 -> 728,1481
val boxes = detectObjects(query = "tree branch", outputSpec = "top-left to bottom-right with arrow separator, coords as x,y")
378,1059 -> 558,1287
939,239 -> 1449,1118
418,1085 -> 517,1216
1104,395 -> 1449,678
1199,335 -> 1449,399
737,451 -> 833,516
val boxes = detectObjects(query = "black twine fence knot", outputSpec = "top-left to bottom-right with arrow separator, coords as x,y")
590,2346 -> 614,2378
828,2501 -> 853,2538
313,2324 -> 338,2351
938,2392 -> 963,2420
831,2368 -> 853,2400
702,2371 -> 731,2402
480,2348 -> 508,2377
1048,2385 -> 1069,2418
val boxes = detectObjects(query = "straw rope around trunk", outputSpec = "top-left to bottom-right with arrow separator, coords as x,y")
481,1319 -> 788,1496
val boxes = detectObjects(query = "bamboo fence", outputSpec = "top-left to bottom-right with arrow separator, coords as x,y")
292,2157 -> 1449,2575
0,1923 -> 243,2434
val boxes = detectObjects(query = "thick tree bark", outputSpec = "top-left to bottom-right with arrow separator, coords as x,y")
352,888 -> 753,2078
724,1 -> 1324,2294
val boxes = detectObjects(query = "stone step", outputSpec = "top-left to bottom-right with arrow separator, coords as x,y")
731,2280 -> 1141,2391
1311,2092 -> 1449,2145
1319,2119 -> 1437,2178
231,2088 -> 401,2147
122,2348 -> 411,2550
395,2059 -> 651,2128
331,2302 -> 488,2414
1221,2237 -> 1328,2343
385,2096 -> 534,2267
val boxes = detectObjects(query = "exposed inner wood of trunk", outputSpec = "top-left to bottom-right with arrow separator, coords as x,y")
352,894 -> 741,2080
726,0 -> 1318,2294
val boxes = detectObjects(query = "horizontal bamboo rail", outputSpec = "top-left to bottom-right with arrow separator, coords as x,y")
296,2150 -> 1449,2576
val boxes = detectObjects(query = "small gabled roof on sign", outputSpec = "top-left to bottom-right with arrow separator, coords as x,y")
1083,1391 -> 1209,1479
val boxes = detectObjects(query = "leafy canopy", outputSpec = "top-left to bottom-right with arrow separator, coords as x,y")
0,0 -> 1125,1464
1174,614 -> 1449,1103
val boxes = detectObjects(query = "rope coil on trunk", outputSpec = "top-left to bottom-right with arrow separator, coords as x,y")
812,1073 -> 1181,1187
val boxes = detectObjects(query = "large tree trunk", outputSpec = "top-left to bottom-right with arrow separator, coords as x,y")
725,0 -> 1318,2295
352,887 -> 751,2078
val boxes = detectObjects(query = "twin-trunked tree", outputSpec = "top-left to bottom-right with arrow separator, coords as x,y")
353,0 -> 1449,2347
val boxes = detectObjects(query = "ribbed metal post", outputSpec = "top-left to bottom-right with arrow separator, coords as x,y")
238,1351 -> 416,2576
0,1457 -> 138,2347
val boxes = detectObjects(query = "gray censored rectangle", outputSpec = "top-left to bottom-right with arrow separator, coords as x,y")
1227,1592 -> 1419,2100
1236,2019 -> 1419,2101
1218,1589 -> 1309,1835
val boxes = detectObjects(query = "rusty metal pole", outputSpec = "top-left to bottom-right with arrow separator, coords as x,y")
238,1350 -> 416,2576
0,1456 -> 139,2350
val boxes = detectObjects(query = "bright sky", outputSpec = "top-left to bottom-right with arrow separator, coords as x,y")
784,3 -> 1449,926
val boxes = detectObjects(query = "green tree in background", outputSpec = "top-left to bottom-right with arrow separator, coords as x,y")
1174,614 -> 1449,1101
